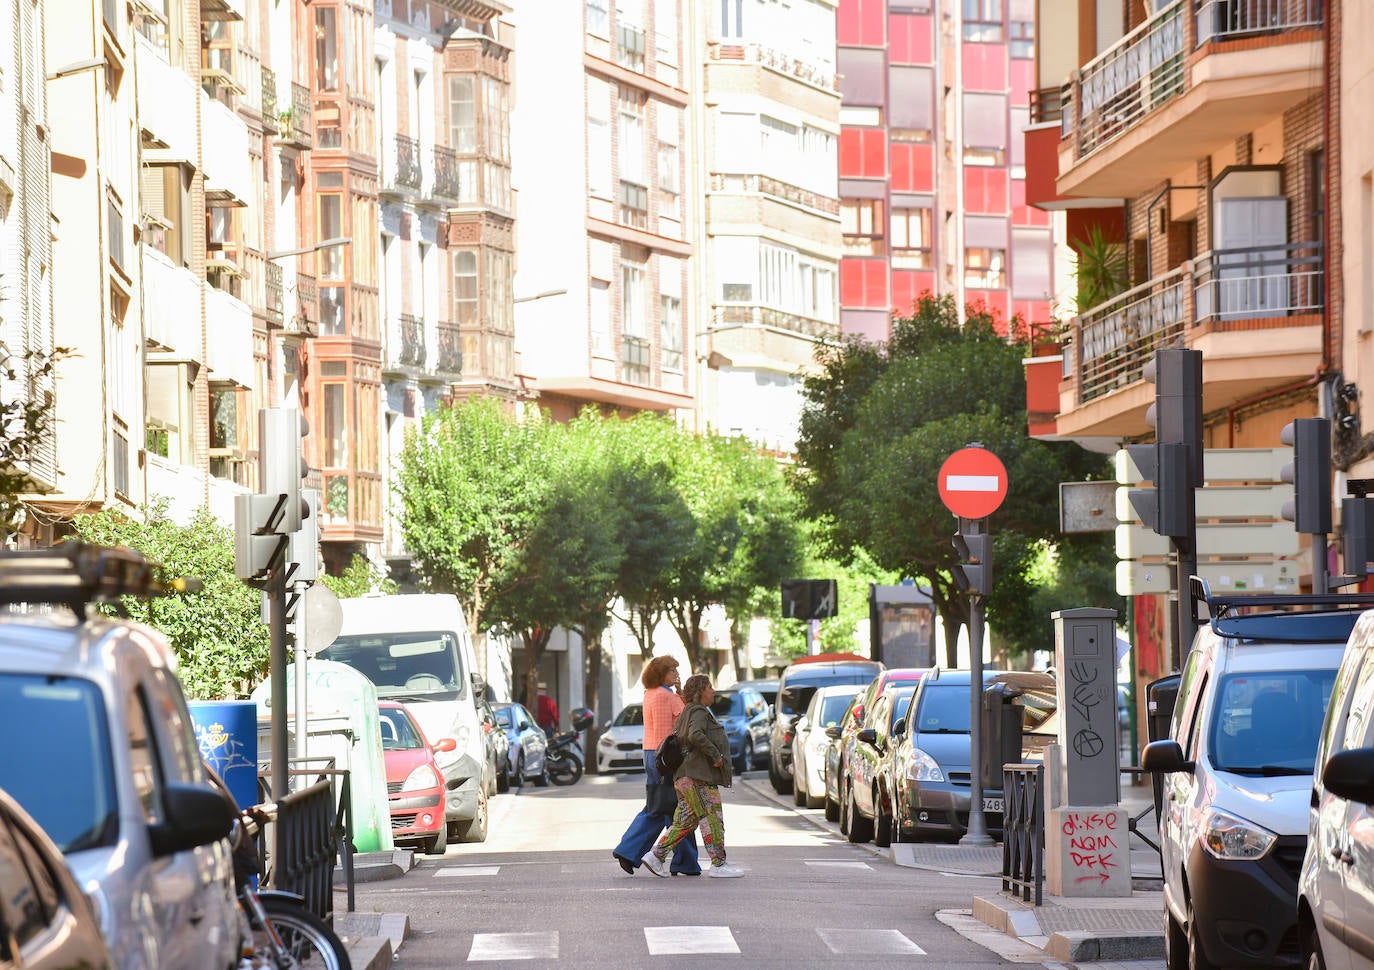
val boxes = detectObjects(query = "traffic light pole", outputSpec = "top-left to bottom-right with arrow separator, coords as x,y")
294,579 -> 310,769
959,515 -> 993,847
268,567 -> 289,801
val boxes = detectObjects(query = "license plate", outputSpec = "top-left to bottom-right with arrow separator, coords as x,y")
982,796 -> 1004,814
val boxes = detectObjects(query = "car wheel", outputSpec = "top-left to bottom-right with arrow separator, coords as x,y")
532,755 -> 550,788
1164,908 -> 1186,970
824,791 -> 840,822
874,789 -> 893,848
793,770 -> 807,807
458,786 -> 489,843
838,778 -> 851,836
737,738 -> 754,775
496,759 -> 510,794
512,753 -> 525,788
1186,901 -> 1217,970
1304,924 -> 1326,970
847,786 -> 874,843
423,819 -> 448,855
769,755 -> 793,795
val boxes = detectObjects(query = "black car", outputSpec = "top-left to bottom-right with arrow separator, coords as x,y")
768,655 -> 883,794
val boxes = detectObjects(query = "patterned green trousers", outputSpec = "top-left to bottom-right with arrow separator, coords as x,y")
652,777 -> 726,866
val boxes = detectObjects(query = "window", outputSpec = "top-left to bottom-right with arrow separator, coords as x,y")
1009,17 -> 1033,58
616,21 -> 646,72
141,164 -> 191,266
486,249 -> 512,333
963,92 -> 1007,166
661,295 -> 682,369
622,259 -> 646,335
448,76 -> 475,153
842,200 -> 885,256
889,66 -> 934,139
963,0 -> 1003,41
588,117 -> 612,197
127,689 -> 163,823
315,7 -> 339,90
323,381 -> 348,468
838,48 -> 885,107
619,180 -> 648,228
587,0 -> 609,35
658,140 -> 679,194
452,250 -> 478,324
618,90 -> 645,183
113,429 -> 129,497
965,247 -> 1006,288
1011,227 -> 1052,299
210,388 -> 238,451
590,279 -> 611,354
0,822 -> 55,951
656,0 -> 678,64
891,207 -> 932,268
317,184 -> 344,278
720,0 -> 743,38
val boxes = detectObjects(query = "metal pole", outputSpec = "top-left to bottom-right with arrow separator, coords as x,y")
269,568 -> 288,801
294,580 -> 309,781
1174,543 -> 1197,671
962,585 -> 993,846
1314,534 -> 1329,594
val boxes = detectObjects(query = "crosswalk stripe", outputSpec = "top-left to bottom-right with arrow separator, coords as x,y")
803,860 -> 872,870
817,928 -> 926,955
644,926 -> 740,955
468,931 -> 559,961
434,866 -> 500,877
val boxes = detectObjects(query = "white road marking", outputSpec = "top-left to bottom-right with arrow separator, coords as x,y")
644,926 -> 740,955
946,474 -> 1001,491
803,860 -> 872,870
467,931 -> 559,961
434,866 -> 500,877
817,928 -> 926,955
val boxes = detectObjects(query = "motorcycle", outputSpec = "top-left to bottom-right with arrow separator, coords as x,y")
545,707 -> 594,786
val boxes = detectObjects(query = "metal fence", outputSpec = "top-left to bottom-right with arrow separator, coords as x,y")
1195,0 -> 1323,44
258,764 -> 356,918
1075,0 -> 1185,158
1002,763 -> 1045,905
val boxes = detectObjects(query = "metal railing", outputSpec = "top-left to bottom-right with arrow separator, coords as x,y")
264,772 -> 349,920
261,65 -> 278,133
1029,85 -> 1066,124
708,172 -> 841,216
437,321 -> 463,373
1192,241 -> 1323,322
1073,268 -> 1189,401
1195,0 -> 1323,44
706,41 -> 838,92
1002,763 -> 1045,905
399,313 -> 424,366
265,260 -> 283,325
711,303 -> 839,341
432,145 -> 460,200
1074,0 -> 1186,159
279,82 -> 313,149
394,134 -> 422,190
294,272 -> 317,334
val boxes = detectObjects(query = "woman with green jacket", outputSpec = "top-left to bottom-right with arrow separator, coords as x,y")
641,675 -> 745,878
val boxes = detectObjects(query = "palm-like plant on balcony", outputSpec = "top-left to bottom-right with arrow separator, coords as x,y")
1072,225 -> 1129,313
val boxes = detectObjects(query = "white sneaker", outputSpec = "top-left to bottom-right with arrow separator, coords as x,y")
641,851 -> 669,877
707,862 -> 744,878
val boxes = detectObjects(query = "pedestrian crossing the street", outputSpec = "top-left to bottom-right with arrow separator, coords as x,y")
464,927 -> 928,961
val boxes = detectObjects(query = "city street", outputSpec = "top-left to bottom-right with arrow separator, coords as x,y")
350,771 -> 1048,969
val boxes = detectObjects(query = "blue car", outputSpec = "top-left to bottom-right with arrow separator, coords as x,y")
709,686 -> 772,772
492,702 -> 549,787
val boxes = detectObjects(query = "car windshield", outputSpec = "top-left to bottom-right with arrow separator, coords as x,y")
892,690 -> 914,727
710,693 -> 742,717
318,631 -> 466,700
915,685 -> 971,733
780,672 -> 877,717
1209,669 -> 1337,775
0,674 -> 119,853
818,692 -> 858,727
378,708 -> 425,751
614,706 -> 643,727
494,706 -> 513,728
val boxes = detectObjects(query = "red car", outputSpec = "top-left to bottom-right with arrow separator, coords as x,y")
379,701 -> 455,855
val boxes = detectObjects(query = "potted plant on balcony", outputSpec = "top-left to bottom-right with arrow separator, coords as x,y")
1073,225 -> 1129,313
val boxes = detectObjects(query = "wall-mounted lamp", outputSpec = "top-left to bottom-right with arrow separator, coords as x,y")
266,236 -> 351,261
46,57 -> 108,80
513,287 -> 568,304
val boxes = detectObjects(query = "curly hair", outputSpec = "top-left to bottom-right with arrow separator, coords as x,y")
640,655 -> 681,689
681,674 -> 713,705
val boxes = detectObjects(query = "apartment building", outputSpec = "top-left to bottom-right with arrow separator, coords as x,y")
696,0 -> 843,453
510,0 -> 695,422
375,0 -> 511,563
1023,0 -> 1332,675
837,0 -> 1052,342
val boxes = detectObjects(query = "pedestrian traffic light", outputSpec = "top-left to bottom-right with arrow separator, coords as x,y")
261,407 -> 310,534
780,579 -> 838,620
952,520 -> 992,597
1280,417 -> 1332,536
1126,349 -> 1202,538
1342,497 -> 1374,580
287,487 -> 321,583
233,493 -> 289,580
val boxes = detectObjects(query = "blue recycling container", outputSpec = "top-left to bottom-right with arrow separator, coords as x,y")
189,700 -> 260,809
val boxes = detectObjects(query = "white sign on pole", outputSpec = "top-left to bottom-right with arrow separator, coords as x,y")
1115,484 -> 1294,523
1115,447 -> 1289,485
1115,521 -> 1301,559
1117,559 -> 1301,596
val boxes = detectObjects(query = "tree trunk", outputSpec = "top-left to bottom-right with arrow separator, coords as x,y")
581,626 -> 603,770
729,615 -> 748,681
521,627 -> 551,713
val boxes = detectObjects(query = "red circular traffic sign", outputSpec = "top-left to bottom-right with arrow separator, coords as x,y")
938,447 -> 1008,519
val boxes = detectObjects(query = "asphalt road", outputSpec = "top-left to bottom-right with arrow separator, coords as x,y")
352,770 -> 1045,969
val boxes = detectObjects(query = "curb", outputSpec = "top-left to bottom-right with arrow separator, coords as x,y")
336,849 -> 414,884
337,911 -> 411,970
1046,930 -> 1165,963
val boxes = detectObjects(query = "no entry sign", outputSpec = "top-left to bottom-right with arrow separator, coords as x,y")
938,447 -> 1008,519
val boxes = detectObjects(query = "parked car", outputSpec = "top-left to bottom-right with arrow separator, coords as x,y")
890,669 -> 1055,843
791,684 -> 864,809
823,693 -> 863,823
378,701 -> 454,855
736,678 -> 779,711
708,685 -> 772,772
0,545 -> 241,970
0,784 -> 114,970
768,655 -> 884,794
842,684 -> 917,846
826,667 -> 927,811
494,702 -> 550,785
596,703 -> 646,774
1143,585 -> 1355,970
1300,606 -> 1374,970
478,695 -> 510,793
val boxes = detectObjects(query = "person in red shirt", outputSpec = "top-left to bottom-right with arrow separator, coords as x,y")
535,683 -> 559,736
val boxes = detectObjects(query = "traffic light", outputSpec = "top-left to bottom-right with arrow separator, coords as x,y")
952,520 -> 992,596
260,407 -> 310,534
1280,417 -> 1332,535
1342,497 -> 1374,580
1126,348 -> 1202,538
780,579 -> 838,620
233,494 -> 289,579
287,487 -> 321,583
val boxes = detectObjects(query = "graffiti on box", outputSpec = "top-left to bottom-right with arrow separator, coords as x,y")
1062,810 -> 1121,885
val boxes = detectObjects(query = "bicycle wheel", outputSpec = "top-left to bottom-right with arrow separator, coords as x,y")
257,896 -> 352,970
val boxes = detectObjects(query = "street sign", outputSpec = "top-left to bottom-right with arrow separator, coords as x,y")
1116,559 -> 1301,596
938,447 -> 1008,519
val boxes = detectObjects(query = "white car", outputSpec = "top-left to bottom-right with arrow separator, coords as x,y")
791,685 -> 863,809
1300,607 -> 1374,970
597,703 -> 645,773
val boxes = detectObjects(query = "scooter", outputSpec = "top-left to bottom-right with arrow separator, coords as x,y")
545,707 -> 594,786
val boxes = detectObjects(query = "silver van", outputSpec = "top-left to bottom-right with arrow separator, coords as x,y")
0,546 -> 240,970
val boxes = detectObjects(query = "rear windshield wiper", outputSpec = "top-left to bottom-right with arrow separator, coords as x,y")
918,728 -> 969,735
1222,764 -> 1311,777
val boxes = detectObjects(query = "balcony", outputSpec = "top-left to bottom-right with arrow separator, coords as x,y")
708,173 -> 841,217
1059,0 -> 1323,199
294,272 -> 317,334
204,283 -> 254,389
616,23 -> 646,73
135,34 -> 198,162
706,41 -> 838,93
391,134 -> 422,193
1057,242 -> 1324,437
711,304 -> 839,341
261,65 -> 278,133
277,82 -> 313,150
437,321 -> 463,374
142,248 -> 204,360
432,146 -> 460,201
265,260 -> 284,326
398,314 -> 425,368
622,334 -> 651,382
203,95 -> 251,205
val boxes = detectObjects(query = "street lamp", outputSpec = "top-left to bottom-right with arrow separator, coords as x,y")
265,236 -> 351,261
513,287 -> 568,304
46,57 -> 108,80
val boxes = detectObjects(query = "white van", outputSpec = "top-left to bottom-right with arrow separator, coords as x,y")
1299,608 -> 1374,970
317,594 -> 492,843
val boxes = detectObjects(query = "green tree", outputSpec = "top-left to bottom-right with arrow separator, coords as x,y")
794,294 -> 1115,664
319,553 -> 397,599
0,344 -> 66,542
68,499 -> 269,698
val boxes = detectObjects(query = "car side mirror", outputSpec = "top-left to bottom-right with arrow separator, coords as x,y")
1141,739 -> 1193,774
1323,748 -> 1374,804
471,672 -> 487,695
518,721 -> 530,732
892,721 -> 907,738
856,728 -> 877,746
434,737 -> 457,753
768,703 -> 775,720
824,726 -> 841,740
148,784 -> 236,858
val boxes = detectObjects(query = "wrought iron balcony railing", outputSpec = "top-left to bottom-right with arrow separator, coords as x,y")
1192,241 -> 1323,322
399,314 -> 425,367
710,304 -> 839,341
437,321 -> 463,373
265,260 -> 283,325
433,145 -> 460,201
278,82 -> 313,149
261,65 -> 278,133
395,135 -> 422,191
